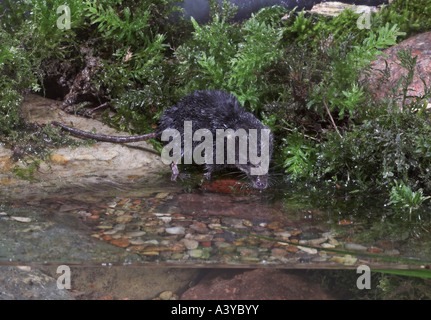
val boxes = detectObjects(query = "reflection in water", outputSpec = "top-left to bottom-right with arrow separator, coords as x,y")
1,177 -> 431,271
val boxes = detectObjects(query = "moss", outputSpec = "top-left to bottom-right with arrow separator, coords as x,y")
378,0 -> 431,38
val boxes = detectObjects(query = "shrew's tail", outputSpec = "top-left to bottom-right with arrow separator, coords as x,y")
52,121 -> 159,143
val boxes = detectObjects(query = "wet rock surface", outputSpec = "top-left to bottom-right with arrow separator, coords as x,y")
0,266 -> 74,300
0,94 -> 167,196
181,269 -> 335,300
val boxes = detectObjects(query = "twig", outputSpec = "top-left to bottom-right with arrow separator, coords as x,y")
323,96 -> 343,139
88,102 -> 109,114
280,126 -> 320,142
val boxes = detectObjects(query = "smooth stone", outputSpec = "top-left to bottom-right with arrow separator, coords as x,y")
189,249 -> 203,258
182,239 -> 199,250
274,231 -> 291,240
126,231 -> 146,237
159,291 -> 173,300
11,216 -> 31,223
345,243 -> 368,252
165,226 -> 185,235
130,239 -> 145,245
297,246 -> 318,254
321,243 -> 336,248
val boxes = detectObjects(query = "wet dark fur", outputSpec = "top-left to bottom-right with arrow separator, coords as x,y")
53,90 -> 273,189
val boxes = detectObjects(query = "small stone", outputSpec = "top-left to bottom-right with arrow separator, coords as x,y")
190,222 -> 208,233
110,238 -> 130,248
107,201 -> 118,208
267,221 -> 282,230
159,291 -> 173,300
208,223 -> 222,230
330,254 -> 357,265
129,239 -> 145,245
97,224 -> 113,229
307,237 -> 328,246
242,219 -> 253,227
190,234 -> 213,242
16,266 -> 32,272
299,237 -> 327,246
214,242 -> 235,253
297,246 -> 318,254
275,231 -> 291,240
322,231 -> 335,239
105,208 -> 115,215
11,216 -> 31,223
182,239 -> 199,250
126,231 -> 146,237
155,193 -> 170,199
103,229 -> 118,235
144,239 -> 159,245
321,243 -> 336,248
141,251 -> 159,256
290,230 -> 302,237
201,241 -> 211,248
285,245 -> 299,253
170,253 -> 185,260
165,226 -> 185,235
328,237 -> 340,246
189,249 -> 203,258
170,241 -> 186,252
345,243 -> 368,252
161,240 -> 173,246
0,212 -> 8,216
159,216 -> 172,223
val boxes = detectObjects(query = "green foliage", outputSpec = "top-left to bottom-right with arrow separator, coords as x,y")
0,0 -> 89,135
0,29 -> 36,134
282,9 -> 370,47
307,23 -> 404,119
175,2 -> 283,111
377,0 -> 431,38
12,161 -> 40,181
282,129 -> 317,180
83,0 -> 181,132
388,180 -> 431,218
313,112 -> 431,194
377,274 -> 431,299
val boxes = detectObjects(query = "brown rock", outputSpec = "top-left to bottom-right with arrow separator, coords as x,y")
367,31 -> 431,108
181,269 -> 335,300
110,238 -> 130,248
